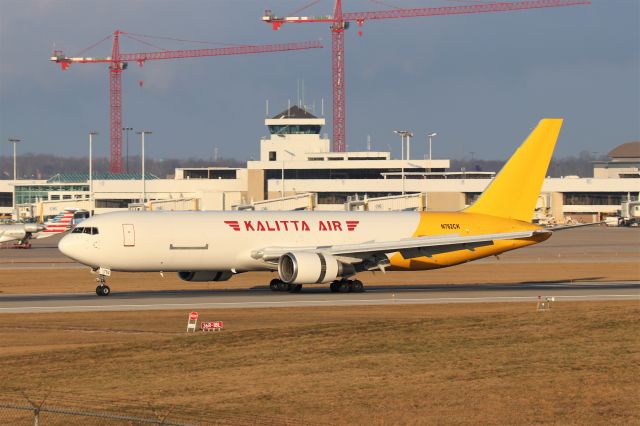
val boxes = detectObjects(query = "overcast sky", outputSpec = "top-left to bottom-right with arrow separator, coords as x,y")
0,0 -> 638,165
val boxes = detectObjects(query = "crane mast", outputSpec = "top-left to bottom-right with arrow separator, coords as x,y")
51,31 -> 322,173
263,0 -> 590,152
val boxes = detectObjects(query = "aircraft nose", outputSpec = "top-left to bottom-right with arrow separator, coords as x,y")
58,234 -> 79,259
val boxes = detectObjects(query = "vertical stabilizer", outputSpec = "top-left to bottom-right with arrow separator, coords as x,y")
465,118 -> 563,222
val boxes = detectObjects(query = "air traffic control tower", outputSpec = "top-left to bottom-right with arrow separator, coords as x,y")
246,104 -> 448,204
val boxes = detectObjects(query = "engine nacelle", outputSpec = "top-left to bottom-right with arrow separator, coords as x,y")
178,271 -> 233,282
24,224 -> 43,233
278,252 -> 351,284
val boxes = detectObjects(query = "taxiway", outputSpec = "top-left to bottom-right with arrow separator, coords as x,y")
0,281 -> 637,313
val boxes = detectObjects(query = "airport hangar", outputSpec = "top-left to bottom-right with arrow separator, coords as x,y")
1,106 -> 638,222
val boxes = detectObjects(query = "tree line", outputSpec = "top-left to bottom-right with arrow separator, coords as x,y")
0,151 -> 607,180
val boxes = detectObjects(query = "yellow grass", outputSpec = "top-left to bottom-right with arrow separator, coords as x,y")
1,301 -> 638,424
0,261 -> 638,295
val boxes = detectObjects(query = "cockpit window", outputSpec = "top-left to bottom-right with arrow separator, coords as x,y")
71,227 -> 98,235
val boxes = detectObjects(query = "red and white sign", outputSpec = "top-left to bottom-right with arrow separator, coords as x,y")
186,311 -> 199,332
200,321 -> 224,332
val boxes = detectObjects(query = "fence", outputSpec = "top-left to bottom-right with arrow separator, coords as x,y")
0,402 -> 193,425
234,193 -> 316,211
345,193 -> 426,211
0,390 -> 323,426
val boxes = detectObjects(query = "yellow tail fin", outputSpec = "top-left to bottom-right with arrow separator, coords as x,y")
465,118 -> 563,222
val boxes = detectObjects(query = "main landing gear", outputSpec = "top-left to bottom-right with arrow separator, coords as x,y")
269,278 -> 365,293
269,279 -> 302,293
330,279 -> 364,293
95,274 -> 111,296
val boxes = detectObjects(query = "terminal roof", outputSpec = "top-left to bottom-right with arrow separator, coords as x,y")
47,173 -> 159,183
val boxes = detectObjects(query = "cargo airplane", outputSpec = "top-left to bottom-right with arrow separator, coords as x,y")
60,119 -> 563,296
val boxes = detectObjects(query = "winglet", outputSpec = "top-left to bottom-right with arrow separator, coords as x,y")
465,118 -> 563,222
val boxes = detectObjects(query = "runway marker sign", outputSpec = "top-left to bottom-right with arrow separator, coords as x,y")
187,311 -> 198,332
201,321 -> 223,332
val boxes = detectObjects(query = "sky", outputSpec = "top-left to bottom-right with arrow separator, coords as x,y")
0,0 -> 638,165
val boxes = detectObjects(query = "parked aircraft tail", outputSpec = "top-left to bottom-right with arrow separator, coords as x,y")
465,118 -> 563,222
38,208 -> 86,238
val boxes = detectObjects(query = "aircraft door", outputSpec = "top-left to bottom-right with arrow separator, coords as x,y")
122,224 -> 135,247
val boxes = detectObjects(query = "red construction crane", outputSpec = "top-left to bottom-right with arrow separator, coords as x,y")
263,0 -> 590,152
51,31 -> 322,173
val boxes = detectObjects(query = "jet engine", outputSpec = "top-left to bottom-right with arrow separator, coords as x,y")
278,252 -> 353,284
178,271 -> 233,282
24,224 -> 44,233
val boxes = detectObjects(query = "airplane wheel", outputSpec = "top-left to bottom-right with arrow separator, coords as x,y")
95,286 -> 102,295
329,281 -> 340,293
338,281 -> 351,293
277,281 -> 288,292
352,280 -> 364,293
269,279 -> 280,291
291,284 -> 302,293
98,285 -> 111,296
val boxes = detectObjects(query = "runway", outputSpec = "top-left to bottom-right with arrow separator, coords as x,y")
0,281 -> 638,313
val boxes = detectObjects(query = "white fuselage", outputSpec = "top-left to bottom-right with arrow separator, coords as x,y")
58,211 -> 420,272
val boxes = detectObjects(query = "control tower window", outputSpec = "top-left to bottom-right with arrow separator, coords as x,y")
268,125 -> 321,135
269,151 -> 277,161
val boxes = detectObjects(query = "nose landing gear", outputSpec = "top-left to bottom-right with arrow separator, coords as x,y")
95,273 -> 111,296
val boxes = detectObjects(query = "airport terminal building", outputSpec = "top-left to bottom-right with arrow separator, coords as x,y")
1,107 -> 638,224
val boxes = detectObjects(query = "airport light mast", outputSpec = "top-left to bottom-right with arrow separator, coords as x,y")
263,0 -> 590,153
51,32 -> 322,173
8,138 -> 20,220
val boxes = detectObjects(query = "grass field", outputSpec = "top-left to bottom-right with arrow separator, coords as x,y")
0,261 -> 638,295
1,301 -> 638,424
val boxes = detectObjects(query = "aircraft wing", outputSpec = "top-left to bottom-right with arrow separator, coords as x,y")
253,230 -> 547,265
544,222 -> 603,231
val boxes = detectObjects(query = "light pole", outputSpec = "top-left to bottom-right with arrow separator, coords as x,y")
427,132 -> 437,173
393,130 -> 404,160
394,131 -> 413,195
137,131 -> 152,209
8,138 -> 20,220
123,127 -> 133,173
89,132 -> 98,216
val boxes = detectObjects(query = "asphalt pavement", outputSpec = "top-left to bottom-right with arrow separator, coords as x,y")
0,281 -> 637,313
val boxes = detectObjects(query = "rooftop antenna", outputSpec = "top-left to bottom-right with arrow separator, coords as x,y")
367,135 -> 371,151
266,99 -> 269,117
288,99 -> 291,116
214,146 -> 219,163
321,98 -> 324,117
297,79 -> 300,107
